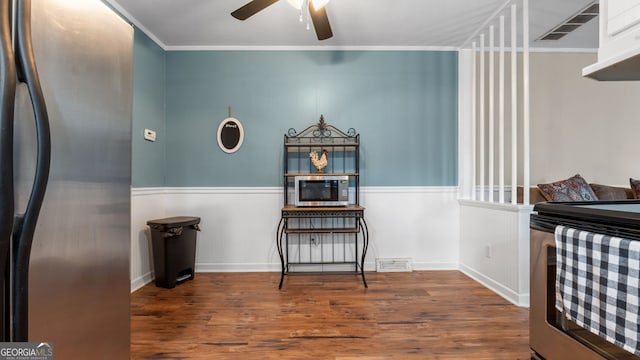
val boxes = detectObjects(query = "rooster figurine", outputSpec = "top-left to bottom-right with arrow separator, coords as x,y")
309,149 -> 328,173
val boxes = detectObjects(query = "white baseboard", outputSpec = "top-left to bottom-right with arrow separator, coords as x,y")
412,261 -> 459,271
195,263 -> 281,272
131,271 -> 154,293
459,263 -> 530,308
195,261 -> 379,273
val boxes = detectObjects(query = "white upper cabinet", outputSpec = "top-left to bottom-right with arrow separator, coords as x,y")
607,0 -> 640,35
583,0 -> 640,80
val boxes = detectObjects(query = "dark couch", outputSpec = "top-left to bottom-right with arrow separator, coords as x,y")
517,184 -> 635,204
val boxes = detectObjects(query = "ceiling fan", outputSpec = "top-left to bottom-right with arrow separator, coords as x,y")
231,0 -> 333,40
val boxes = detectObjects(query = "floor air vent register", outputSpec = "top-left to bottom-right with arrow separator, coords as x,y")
376,258 -> 413,272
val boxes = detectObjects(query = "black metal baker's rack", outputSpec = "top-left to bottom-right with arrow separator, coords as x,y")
277,116 -> 368,289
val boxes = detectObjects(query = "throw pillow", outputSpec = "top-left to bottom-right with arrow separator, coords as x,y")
590,183 -> 631,201
537,174 -> 599,202
630,178 -> 640,199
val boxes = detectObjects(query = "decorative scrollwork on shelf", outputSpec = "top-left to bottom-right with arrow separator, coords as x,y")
312,128 -> 332,139
317,115 -> 327,130
285,115 -> 358,143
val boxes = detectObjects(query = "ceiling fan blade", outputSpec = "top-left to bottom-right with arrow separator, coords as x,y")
231,0 -> 279,20
309,3 -> 333,40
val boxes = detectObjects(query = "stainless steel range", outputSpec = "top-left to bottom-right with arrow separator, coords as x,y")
530,201 -> 640,360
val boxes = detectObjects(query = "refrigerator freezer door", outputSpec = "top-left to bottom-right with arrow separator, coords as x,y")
12,0 -> 52,342
13,0 -> 132,357
0,0 -> 15,342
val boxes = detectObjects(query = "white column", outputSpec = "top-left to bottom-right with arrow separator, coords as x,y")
471,43 -> 477,200
498,15 -> 505,203
523,0 -> 530,205
488,25 -> 494,202
479,34 -> 485,201
458,49 -> 475,200
510,4 -> 518,204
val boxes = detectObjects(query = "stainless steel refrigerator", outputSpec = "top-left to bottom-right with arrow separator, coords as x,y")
0,0 -> 132,358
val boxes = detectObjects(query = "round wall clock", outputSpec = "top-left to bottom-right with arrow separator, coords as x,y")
217,117 -> 244,154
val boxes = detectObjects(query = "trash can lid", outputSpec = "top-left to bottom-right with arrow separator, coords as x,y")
147,216 -> 201,228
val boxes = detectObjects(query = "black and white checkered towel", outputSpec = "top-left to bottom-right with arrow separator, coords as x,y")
555,225 -> 640,356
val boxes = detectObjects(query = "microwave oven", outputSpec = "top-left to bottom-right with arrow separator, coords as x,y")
294,175 -> 349,207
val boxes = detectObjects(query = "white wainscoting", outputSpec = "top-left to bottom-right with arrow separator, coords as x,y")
131,188 -> 168,291
361,187 -> 460,270
459,200 -> 533,307
131,186 -> 461,292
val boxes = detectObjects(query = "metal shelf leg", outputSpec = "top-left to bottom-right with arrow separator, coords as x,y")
276,218 -> 286,289
359,218 -> 369,288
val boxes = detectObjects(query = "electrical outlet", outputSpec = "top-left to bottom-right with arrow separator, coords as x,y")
485,244 -> 492,259
144,128 -> 156,142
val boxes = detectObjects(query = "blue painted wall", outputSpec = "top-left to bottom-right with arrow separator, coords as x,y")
132,29 -> 166,187
163,51 -> 458,187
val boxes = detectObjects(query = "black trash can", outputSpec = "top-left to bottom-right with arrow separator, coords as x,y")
147,216 -> 201,289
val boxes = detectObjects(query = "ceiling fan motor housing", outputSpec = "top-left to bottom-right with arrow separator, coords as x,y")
231,0 -> 333,40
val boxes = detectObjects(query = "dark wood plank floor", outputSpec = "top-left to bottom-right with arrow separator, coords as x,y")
131,271 -> 530,359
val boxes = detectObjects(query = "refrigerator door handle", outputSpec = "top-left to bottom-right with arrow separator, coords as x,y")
0,0 -> 16,343
12,0 -> 51,342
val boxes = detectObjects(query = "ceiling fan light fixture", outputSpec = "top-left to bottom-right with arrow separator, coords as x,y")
232,0 -> 333,40
286,0 -> 302,10
286,0 -> 330,11
311,0 -> 330,10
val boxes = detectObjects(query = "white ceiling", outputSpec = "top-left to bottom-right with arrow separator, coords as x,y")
105,0 -> 599,50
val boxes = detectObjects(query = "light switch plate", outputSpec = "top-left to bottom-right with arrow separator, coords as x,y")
144,128 -> 156,142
